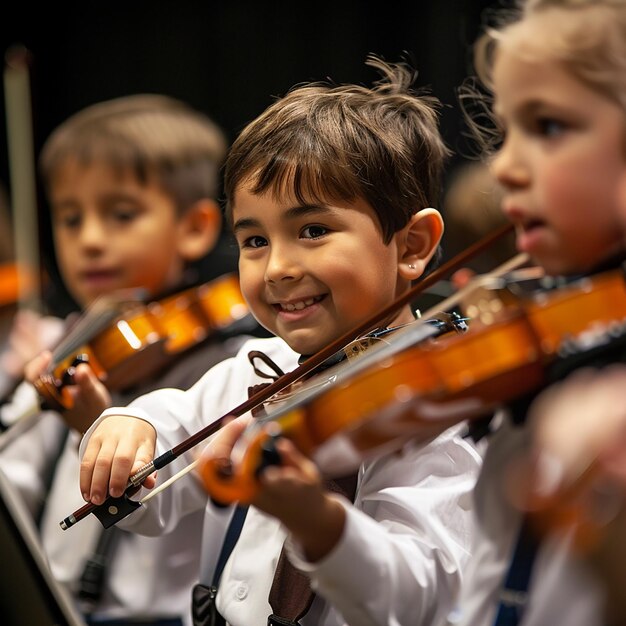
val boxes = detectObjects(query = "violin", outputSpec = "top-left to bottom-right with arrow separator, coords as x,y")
59,223 -> 516,530
34,273 -> 253,411
198,264 -> 626,504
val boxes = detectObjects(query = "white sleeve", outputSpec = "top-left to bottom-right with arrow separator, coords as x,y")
285,425 -> 482,626
0,382 -> 67,516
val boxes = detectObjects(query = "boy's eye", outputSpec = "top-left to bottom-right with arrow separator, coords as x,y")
55,213 -> 81,229
242,235 -> 268,249
301,225 -> 327,239
109,205 -> 140,223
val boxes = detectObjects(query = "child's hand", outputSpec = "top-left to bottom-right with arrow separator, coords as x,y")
527,365 -> 626,498
200,420 -> 346,561
23,350 -> 52,383
25,352 -> 112,433
254,438 -> 346,562
80,415 -> 157,505
60,362 -> 112,434
524,366 -> 626,625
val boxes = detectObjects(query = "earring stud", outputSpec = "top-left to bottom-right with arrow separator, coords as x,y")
408,264 -> 415,269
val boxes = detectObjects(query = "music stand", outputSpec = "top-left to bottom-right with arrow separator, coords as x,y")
0,467 -> 85,625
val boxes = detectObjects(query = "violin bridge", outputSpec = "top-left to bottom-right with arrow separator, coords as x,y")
343,337 -> 381,361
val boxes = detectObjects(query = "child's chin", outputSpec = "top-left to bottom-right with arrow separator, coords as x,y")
284,334 -> 324,358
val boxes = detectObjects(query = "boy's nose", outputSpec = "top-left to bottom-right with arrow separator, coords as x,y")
264,246 -> 302,283
78,216 -> 107,250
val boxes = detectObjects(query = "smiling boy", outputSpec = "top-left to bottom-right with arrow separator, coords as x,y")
78,59 -> 481,626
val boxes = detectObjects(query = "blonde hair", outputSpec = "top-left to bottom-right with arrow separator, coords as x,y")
464,0 -> 626,153
224,56 -> 449,243
40,94 -> 227,214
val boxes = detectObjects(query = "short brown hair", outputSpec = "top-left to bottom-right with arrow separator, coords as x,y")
224,56 -> 449,243
40,94 -> 227,214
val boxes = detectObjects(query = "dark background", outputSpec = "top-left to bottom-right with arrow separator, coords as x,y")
0,0 -> 503,312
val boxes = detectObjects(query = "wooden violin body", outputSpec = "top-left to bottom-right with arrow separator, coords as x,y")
35,273 -> 252,411
200,268 -> 626,504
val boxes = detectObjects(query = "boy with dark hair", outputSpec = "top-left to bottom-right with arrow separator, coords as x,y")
80,60 -> 481,626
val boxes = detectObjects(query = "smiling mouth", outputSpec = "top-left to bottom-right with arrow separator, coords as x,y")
275,295 -> 325,312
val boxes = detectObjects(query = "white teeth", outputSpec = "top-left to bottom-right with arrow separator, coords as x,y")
281,297 -> 318,311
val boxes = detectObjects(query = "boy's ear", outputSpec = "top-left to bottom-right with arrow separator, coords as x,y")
176,199 -> 222,262
397,208 -> 444,280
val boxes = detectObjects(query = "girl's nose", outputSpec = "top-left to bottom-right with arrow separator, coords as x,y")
490,133 -> 530,191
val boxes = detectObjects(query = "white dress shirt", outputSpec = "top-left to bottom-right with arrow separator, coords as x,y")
444,415 -> 605,626
84,336 -> 483,626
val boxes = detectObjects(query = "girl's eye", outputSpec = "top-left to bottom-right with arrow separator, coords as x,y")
242,235 -> 268,249
301,225 -> 328,239
536,117 -> 566,138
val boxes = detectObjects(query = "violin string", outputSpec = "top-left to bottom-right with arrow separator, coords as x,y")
419,252 -> 530,323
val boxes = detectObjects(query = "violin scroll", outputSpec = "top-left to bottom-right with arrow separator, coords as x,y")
199,409 -> 316,504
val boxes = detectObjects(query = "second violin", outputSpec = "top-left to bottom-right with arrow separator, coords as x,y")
35,274 -> 253,411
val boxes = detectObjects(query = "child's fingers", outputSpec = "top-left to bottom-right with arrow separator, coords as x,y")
273,437 -> 313,470
138,471 -> 158,490
106,442 -> 139,499
108,434 -> 156,498
527,366 -> 626,500
23,350 -> 52,383
85,439 -> 119,505
69,364 -> 112,430
201,415 -> 248,461
599,425 -> 626,486
260,437 -> 318,485
80,417 -> 156,503
80,438 -> 103,501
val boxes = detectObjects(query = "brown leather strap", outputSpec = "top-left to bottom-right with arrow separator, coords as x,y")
247,350 -> 286,418
268,473 -> 358,624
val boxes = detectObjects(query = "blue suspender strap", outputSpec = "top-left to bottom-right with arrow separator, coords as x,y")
492,516 -> 541,626
213,506 -> 248,586
191,506 -> 248,626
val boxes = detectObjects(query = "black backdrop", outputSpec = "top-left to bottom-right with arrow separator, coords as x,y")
0,0 -> 502,312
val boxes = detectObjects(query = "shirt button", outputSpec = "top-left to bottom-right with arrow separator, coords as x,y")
236,584 -> 248,600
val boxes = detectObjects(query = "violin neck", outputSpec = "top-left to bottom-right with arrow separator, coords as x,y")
50,289 -> 146,366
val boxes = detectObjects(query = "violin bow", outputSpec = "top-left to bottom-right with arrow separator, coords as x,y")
60,221 -> 514,530
4,45 -> 40,312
